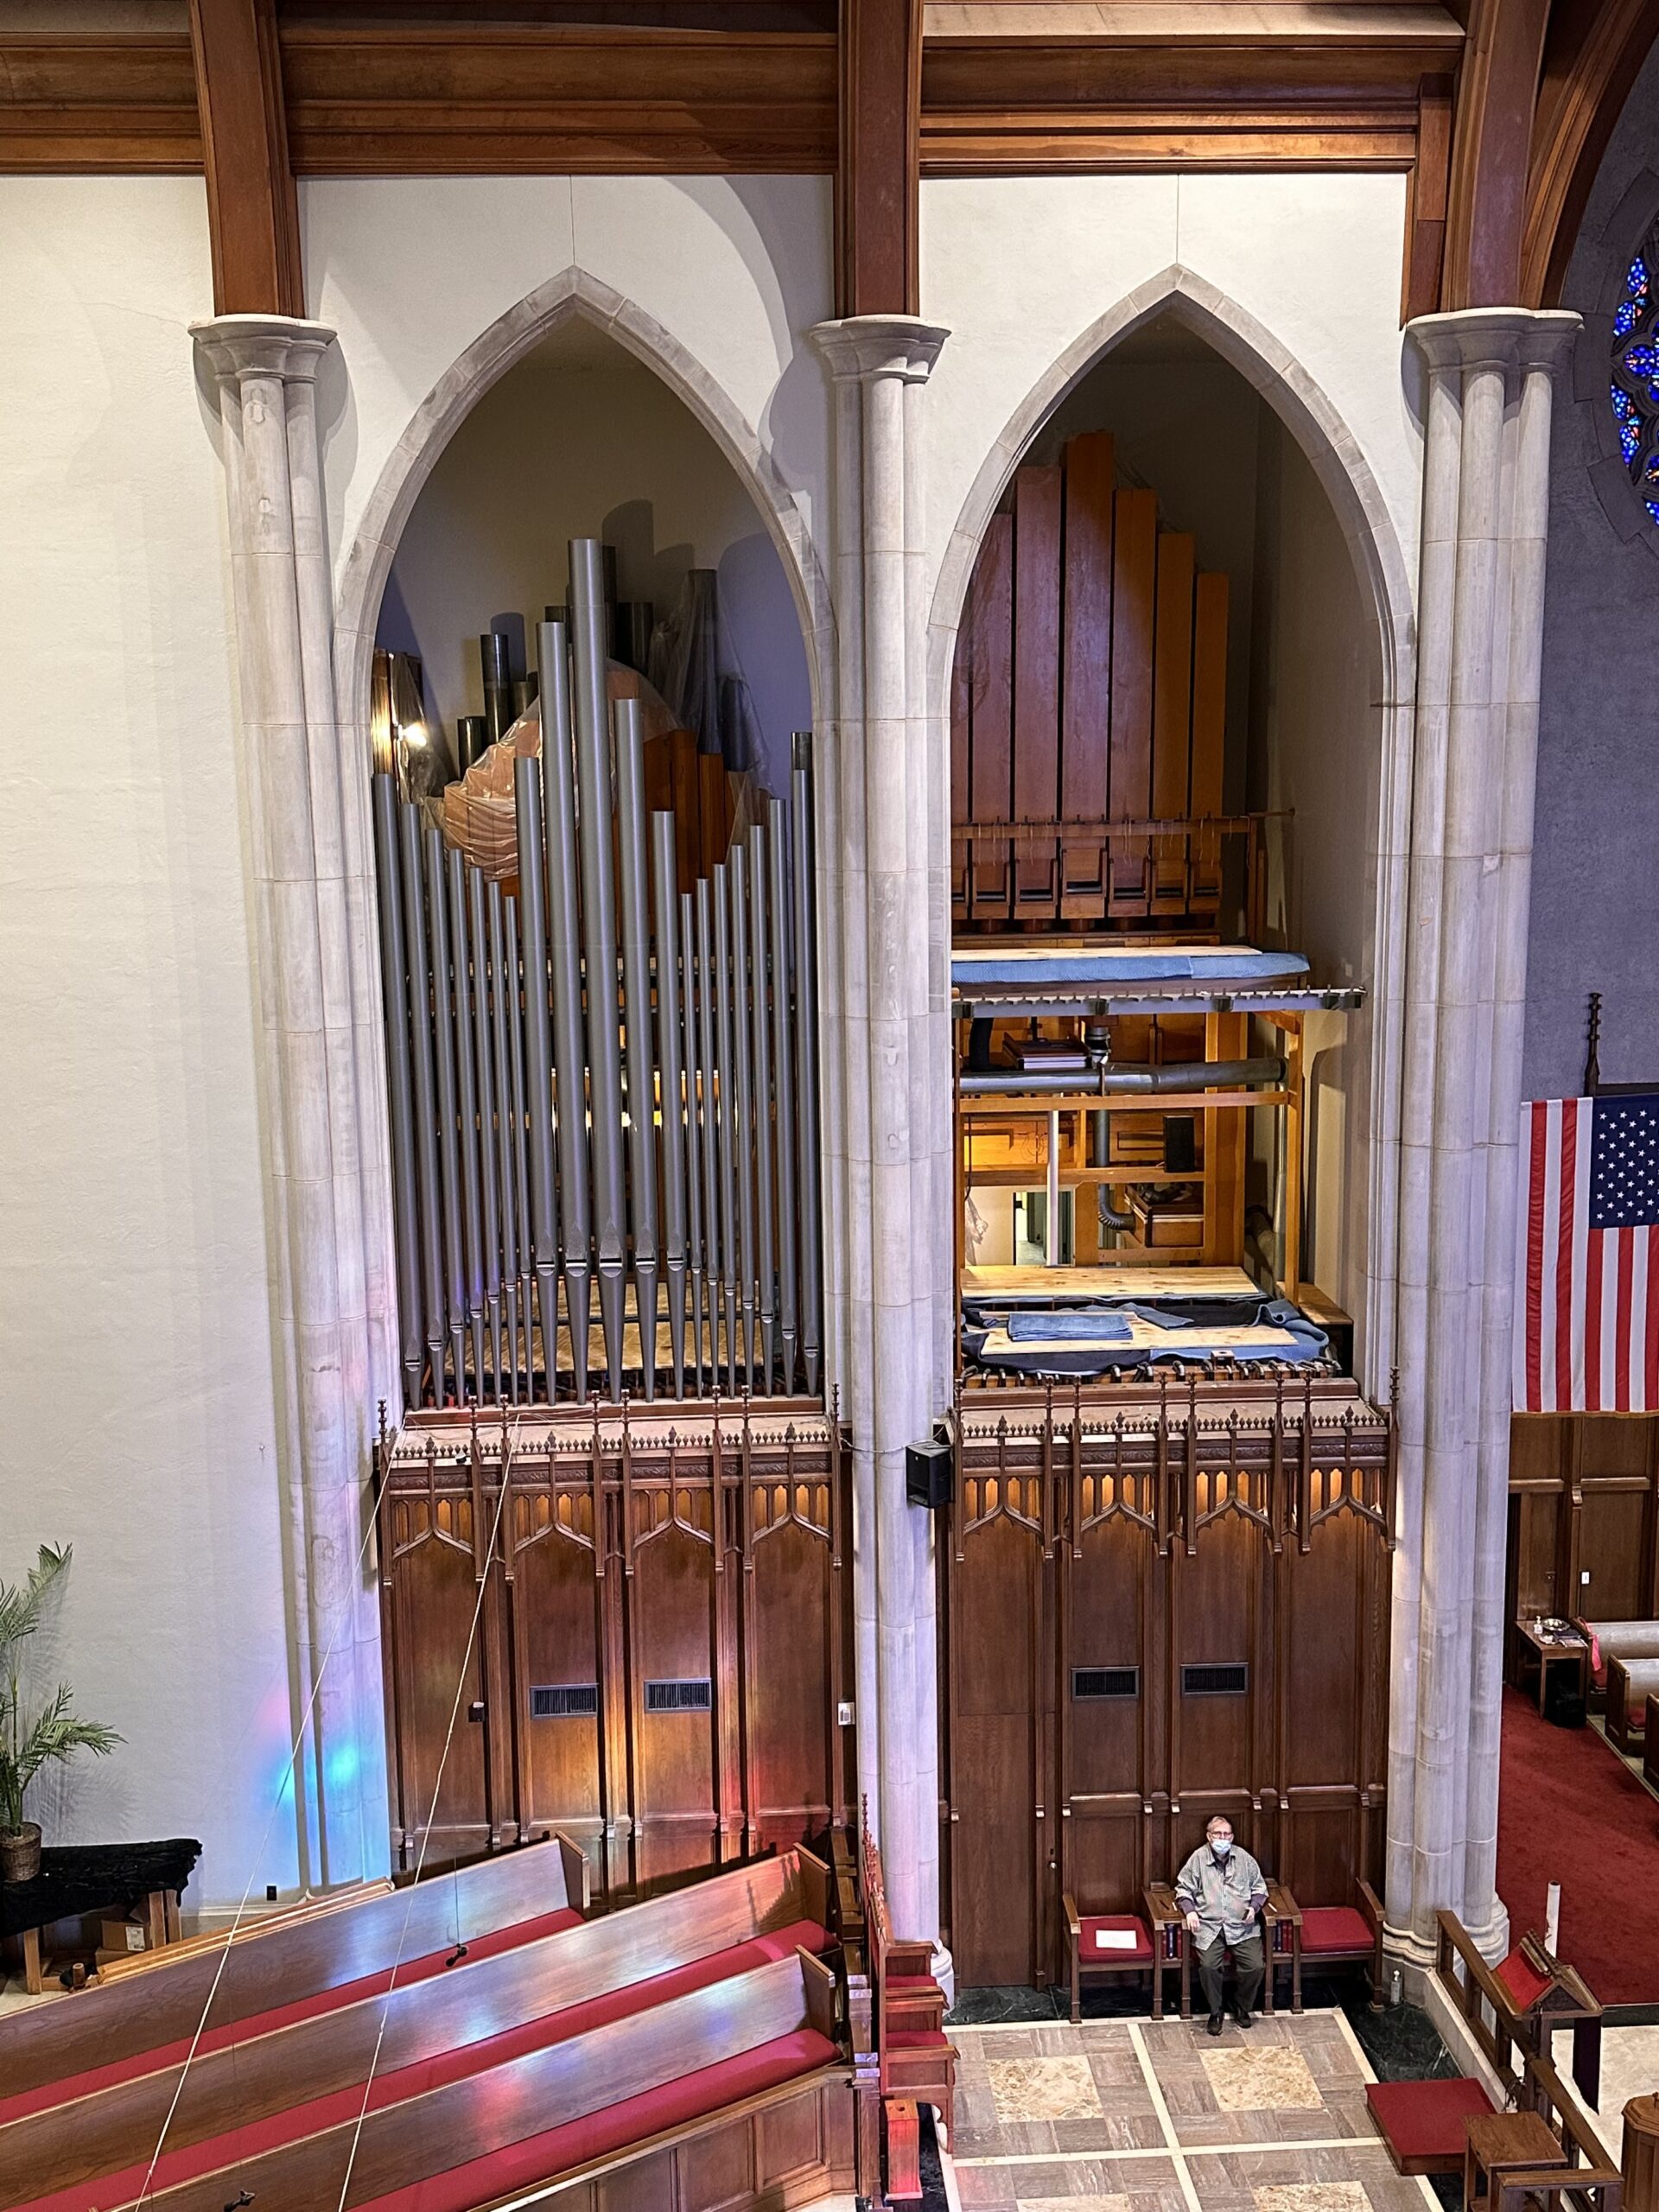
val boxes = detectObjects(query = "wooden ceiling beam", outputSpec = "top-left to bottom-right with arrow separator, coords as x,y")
188,0 -> 302,315
1440,0 -> 1551,308
838,0 -> 924,316
0,35 -> 200,173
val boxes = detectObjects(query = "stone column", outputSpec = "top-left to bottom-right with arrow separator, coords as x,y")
811,315 -> 952,1964
1387,308 -> 1578,1969
194,315 -> 391,1890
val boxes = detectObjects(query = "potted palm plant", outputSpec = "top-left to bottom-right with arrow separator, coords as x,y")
1,1544 -> 121,1884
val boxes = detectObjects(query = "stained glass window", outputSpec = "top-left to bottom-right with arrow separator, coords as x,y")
1609,236 -> 1659,524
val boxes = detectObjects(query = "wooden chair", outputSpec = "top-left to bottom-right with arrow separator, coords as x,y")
1264,1878 -> 1385,2012
859,1813 -> 955,2202
1063,1885 -> 1184,2021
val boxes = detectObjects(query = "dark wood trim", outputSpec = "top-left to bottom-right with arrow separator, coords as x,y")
837,0 -> 923,315
1402,73 -> 1454,320
188,0 -> 302,315
1440,0 -> 1552,309
1523,0 -> 1659,305
0,35 -> 200,173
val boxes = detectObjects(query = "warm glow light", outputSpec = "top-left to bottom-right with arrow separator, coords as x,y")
400,720 -> 428,748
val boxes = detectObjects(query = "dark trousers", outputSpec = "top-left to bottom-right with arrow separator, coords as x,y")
1196,1930 -> 1264,2018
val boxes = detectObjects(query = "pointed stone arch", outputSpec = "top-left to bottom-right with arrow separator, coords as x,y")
925,264 -> 1416,1389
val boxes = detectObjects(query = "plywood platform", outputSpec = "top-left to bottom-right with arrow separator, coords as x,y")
962,1262 -> 1260,1301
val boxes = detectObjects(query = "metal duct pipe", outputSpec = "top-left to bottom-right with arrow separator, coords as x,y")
708,870 -> 739,1390
398,802 -> 445,1402
958,1057 -> 1284,1098
514,753 -> 560,1404
724,853 -> 755,1387
652,814 -> 689,1396
467,864 -> 505,1399
680,888 -> 707,1395
447,846 -> 486,1398
536,618 -> 593,1402
615,696 -> 660,1400
487,881 -> 522,1402
747,823 -> 776,1393
480,631 -> 513,746
372,776 -> 424,1408
504,892 -> 536,1397
766,798 -> 798,1395
790,743 -> 823,1398
570,539 -> 627,1402
423,823 -> 468,1396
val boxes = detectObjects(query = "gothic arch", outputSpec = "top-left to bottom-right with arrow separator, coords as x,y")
925,265 -> 1417,1389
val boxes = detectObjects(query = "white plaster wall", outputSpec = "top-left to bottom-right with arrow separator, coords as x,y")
380,331 -> 811,790
919,172 -> 1419,611
0,177 -> 301,1911
300,175 -> 836,618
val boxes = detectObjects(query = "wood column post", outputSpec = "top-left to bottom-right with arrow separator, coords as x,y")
188,0 -> 302,317
836,0 -> 922,317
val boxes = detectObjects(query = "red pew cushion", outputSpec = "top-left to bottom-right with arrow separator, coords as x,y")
1077,1916 -> 1153,1963
0,1903 -> 586,2129
1300,1906 -> 1376,1956
13,1920 -> 832,2212
354,2026 -> 840,2212
1367,2077 -> 1494,2171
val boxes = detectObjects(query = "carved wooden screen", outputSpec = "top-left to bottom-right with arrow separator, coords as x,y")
951,430 -> 1230,930
378,1406 -> 849,1900
941,1385 -> 1395,1987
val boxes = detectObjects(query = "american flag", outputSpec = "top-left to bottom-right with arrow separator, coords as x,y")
1515,1096 -> 1659,1412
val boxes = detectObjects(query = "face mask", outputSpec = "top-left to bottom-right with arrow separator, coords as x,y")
1211,1838 -> 1232,1859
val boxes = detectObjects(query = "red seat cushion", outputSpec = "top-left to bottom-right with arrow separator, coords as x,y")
354,2026 -> 840,2212
1367,2077 -> 1494,2171
1077,1916 -> 1153,1964
1300,1905 -> 1376,1957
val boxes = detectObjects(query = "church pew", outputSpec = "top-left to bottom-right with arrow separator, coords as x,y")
1605,1654 -> 1659,1749
64,1948 -> 842,2212
2,1848 -> 830,2209
0,1834 -> 588,2119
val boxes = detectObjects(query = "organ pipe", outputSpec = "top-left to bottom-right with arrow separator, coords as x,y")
791,741 -> 824,1397
514,753 -> 560,1403
423,823 -> 468,1395
615,696 -> 660,1399
747,823 -> 776,1392
467,864 -> 505,1399
400,800 -> 447,1402
487,881 -> 522,1402
447,844 -> 486,1397
767,797 -> 799,1395
652,814 -> 689,1396
372,775 -> 424,1407
680,887 -> 708,1395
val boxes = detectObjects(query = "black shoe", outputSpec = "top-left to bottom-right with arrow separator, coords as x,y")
1206,2012 -> 1224,2036
1234,2008 -> 1254,2029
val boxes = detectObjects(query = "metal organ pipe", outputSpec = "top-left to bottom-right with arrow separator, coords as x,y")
503,893 -> 536,1397
514,753 -> 560,1403
423,823 -> 468,1396
467,864 -> 505,1399
399,800 -> 447,1402
705,873 -> 737,1389
486,881 -> 521,1402
766,797 -> 799,1395
446,845 -> 486,1398
614,696 -> 660,1399
791,742 -> 824,1397
727,848 -> 757,1385
480,631 -> 513,746
747,823 -> 776,1392
536,619 -> 593,1401
569,538 -> 627,1402
652,814 -> 689,1396
680,887 -> 708,1394
372,776 -> 425,1408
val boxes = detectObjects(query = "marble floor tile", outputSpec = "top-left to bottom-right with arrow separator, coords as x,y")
1252,2184 -> 1370,2212
1016,2195 -> 1135,2210
1201,2047 -> 1325,2112
988,2056 -> 1107,2121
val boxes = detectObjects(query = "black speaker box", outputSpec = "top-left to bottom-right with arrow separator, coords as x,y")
906,1436 -> 954,1510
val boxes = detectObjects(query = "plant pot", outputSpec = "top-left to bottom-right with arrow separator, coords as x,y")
1,1822 -> 42,1884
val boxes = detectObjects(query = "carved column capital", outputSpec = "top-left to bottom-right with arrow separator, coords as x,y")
192,312 -> 336,387
1406,305 -> 1580,380
810,314 -> 950,385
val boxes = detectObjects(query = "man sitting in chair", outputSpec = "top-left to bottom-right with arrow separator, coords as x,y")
1175,1816 -> 1268,2035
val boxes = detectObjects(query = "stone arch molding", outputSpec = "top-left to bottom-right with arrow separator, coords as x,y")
334,264 -> 835,738
927,263 -> 1416,709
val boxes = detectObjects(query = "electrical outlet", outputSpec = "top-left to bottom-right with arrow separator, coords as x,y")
837,1700 -> 855,1726
1581,1570 -> 1591,1586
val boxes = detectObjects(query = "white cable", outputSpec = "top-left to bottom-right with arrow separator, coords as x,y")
133,1427 -> 395,2206
332,1414 -> 521,2212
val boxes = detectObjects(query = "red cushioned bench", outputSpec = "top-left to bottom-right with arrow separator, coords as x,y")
1367,2076 -> 1496,2176
0,1846 -> 833,2212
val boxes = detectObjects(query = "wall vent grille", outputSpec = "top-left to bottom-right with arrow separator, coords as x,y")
1181,1662 -> 1249,1697
645,1677 -> 713,1713
530,1683 -> 599,1719
1072,1666 -> 1140,1700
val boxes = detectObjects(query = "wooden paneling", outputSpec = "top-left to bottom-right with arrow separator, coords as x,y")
1403,73 -> 1454,321
1014,463 -> 1064,917
942,1388 -> 1395,1988
1507,1412 -> 1659,1646
379,1409 -> 849,1895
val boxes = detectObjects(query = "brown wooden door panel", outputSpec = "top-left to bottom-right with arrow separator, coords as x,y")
1169,1515 -> 1264,1802
747,1518 -> 838,1847
948,1510 -> 1043,1984
392,1511 -> 489,1851
631,1518 -> 721,1880
1580,1487 -> 1649,1619
512,1516 -> 607,1840
1284,1514 -> 1362,1791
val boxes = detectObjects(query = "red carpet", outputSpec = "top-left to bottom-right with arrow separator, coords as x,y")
1496,1686 -> 1659,2005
